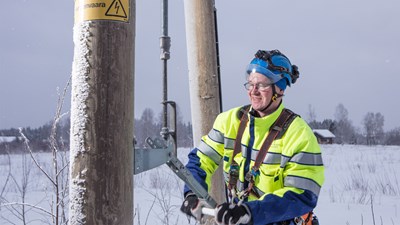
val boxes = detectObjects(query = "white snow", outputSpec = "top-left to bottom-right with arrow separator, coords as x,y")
1,144 -> 399,224
68,21 -> 92,225
132,145 -> 400,225
69,170 -> 88,224
70,21 -> 92,159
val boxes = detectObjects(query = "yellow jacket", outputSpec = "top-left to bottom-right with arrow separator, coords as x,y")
184,103 -> 324,224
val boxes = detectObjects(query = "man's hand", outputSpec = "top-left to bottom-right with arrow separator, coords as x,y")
215,202 -> 252,225
180,193 -> 210,221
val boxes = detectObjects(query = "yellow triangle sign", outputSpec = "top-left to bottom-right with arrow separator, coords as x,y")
105,0 -> 127,18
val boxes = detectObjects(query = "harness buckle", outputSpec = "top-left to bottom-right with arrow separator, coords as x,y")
294,216 -> 305,225
245,167 -> 260,182
245,171 -> 252,182
228,164 -> 240,187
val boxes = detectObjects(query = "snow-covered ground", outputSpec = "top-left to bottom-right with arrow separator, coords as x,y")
316,145 -> 400,225
1,144 -> 399,224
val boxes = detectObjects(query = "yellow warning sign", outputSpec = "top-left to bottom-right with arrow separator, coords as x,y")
74,0 -> 129,23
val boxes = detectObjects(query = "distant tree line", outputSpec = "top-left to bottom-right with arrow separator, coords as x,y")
2,103 -> 400,153
306,103 -> 400,145
0,107 -> 193,154
133,107 -> 193,148
0,119 -> 70,153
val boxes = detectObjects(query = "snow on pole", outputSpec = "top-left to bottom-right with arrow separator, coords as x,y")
69,1 -> 135,224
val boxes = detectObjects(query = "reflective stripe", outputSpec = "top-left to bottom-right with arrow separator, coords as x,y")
238,151 -> 323,167
242,147 -> 283,165
262,152 -> 282,164
284,175 -> 321,196
198,141 -> 222,163
241,145 -> 247,156
224,137 -> 235,150
290,152 -> 323,166
208,129 -> 224,144
280,155 -> 291,168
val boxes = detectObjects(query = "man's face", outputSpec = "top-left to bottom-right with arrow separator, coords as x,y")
247,73 -> 283,116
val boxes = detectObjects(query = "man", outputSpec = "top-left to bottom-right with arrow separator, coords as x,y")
180,49 -> 324,225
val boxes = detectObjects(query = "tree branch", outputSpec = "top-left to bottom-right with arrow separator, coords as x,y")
1,202 -> 54,218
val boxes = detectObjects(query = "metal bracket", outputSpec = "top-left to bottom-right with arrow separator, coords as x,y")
133,137 -> 172,175
166,155 -> 217,208
133,102 -> 217,207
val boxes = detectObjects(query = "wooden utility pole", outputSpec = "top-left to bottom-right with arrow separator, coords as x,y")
183,0 -> 224,204
69,1 -> 135,224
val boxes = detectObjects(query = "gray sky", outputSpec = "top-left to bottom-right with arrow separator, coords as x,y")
1,0 -> 399,132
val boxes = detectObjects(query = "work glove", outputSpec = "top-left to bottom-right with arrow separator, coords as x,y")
215,202 -> 252,225
180,193 -> 210,221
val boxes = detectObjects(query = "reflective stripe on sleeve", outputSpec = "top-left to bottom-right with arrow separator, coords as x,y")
198,141 -> 222,163
290,152 -> 323,166
224,137 -> 235,150
280,155 -> 291,168
284,175 -> 321,196
208,129 -> 224,144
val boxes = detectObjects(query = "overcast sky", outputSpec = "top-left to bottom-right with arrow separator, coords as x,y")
1,0 -> 399,132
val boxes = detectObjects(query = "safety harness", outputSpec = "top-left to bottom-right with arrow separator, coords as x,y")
228,105 -> 298,201
227,106 -> 318,225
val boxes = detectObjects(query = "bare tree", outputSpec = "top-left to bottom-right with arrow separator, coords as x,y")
9,151 -> 33,225
47,85 -> 70,225
135,108 -> 159,147
0,80 -> 71,225
306,104 -> 317,123
0,142 -> 51,225
0,150 -> 14,222
334,103 -> 349,122
363,112 -> 385,145
334,103 -> 356,144
0,150 -> 12,201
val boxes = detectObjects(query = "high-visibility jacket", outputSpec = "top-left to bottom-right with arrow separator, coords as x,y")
184,103 -> 325,225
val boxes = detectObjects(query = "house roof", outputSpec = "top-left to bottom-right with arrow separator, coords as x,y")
313,129 -> 335,138
0,136 -> 17,143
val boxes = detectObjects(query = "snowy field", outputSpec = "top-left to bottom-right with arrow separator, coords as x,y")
1,144 -> 399,225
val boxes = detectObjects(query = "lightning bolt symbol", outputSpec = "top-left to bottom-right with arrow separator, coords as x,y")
115,2 -> 120,14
